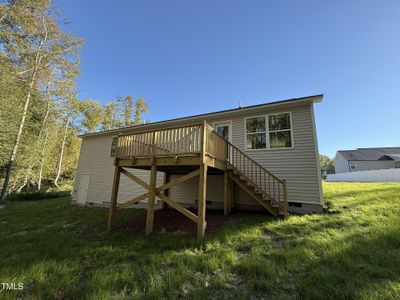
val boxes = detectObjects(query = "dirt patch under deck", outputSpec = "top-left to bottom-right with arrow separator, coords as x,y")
119,208 -> 266,236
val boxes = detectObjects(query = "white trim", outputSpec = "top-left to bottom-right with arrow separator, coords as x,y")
310,104 -> 324,205
244,112 -> 294,151
244,115 -> 267,150
213,120 -> 233,142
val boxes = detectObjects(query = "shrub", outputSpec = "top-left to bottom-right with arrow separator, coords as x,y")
5,191 -> 71,202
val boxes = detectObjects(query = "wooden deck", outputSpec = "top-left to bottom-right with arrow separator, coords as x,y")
107,121 -> 288,238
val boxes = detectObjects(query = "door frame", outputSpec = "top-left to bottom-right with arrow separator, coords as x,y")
77,173 -> 91,205
213,120 -> 233,142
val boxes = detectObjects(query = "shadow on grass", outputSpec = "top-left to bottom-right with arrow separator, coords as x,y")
0,199 -> 275,298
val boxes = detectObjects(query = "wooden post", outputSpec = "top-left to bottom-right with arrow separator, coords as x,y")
161,171 -> 168,209
145,163 -> 158,235
197,121 -> 208,238
107,166 -> 121,231
224,170 -> 229,215
229,176 -> 233,213
198,163 -> 207,238
283,179 -> 288,219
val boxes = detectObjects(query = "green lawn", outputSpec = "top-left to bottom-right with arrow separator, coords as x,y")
1,182 -> 400,299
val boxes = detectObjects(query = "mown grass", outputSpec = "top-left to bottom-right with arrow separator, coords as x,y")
0,182 -> 399,299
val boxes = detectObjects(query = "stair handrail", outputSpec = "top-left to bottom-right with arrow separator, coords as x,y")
205,125 -> 288,215
226,140 -> 284,184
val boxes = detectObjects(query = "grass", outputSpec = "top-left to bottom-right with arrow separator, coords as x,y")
0,182 -> 400,299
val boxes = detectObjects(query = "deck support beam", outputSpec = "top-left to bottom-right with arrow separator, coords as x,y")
224,170 -> 229,215
157,192 -> 198,223
107,166 -> 121,231
117,192 -> 149,209
145,163 -> 158,235
197,163 -> 207,238
120,168 -> 150,190
230,177 -> 234,212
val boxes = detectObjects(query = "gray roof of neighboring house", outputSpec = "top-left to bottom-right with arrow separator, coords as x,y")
338,147 -> 400,161
79,94 -> 323,138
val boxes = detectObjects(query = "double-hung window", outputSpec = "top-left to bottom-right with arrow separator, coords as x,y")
268,113 -> 292,148
246,116 -> 267,149
245,112 -> 293,150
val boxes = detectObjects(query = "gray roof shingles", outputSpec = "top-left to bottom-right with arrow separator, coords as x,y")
338,147 -> 400,161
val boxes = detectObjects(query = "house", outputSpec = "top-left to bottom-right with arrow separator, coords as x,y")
72,94 -> 324,238
334,147 -> 400,173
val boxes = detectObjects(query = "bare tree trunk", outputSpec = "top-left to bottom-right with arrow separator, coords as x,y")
0,66 -> 38,201
54,117 -> 69,188
38,129 -> 49,191
19,81 -> 52,191
9,172 -> 21,193
0,17 -> 48,203
17,172 -> 29,193
0,77 -> 35,200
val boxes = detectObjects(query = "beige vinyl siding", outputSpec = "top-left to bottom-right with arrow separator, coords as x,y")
169,103 -> 322,207
72,135 -> 164,207
73,101 -> 323,211
168,175 -> 224,207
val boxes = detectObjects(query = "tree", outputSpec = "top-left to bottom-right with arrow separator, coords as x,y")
320,155 -> 335,179
133,96 -> 149,125
102,102 -> 120,130
54,96 -> 80,188
80,99 -> 104,133
116,95 -> 134,127
0,0 -> 82,201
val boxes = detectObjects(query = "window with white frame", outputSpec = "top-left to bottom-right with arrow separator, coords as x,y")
246,116 -> 266,149
245,112 -> 292,150
268,113 -> 292,148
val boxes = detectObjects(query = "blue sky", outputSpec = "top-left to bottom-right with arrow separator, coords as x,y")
61,0 -> 400,157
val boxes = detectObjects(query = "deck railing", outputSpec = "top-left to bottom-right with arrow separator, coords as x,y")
205,124 -> 228,162
116,124 -> 203,158
115,122 -> 287,215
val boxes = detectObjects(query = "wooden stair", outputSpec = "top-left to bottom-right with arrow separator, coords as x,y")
224,141 -> 288,218
115,121 -> 288,218
227,167 -> 281,217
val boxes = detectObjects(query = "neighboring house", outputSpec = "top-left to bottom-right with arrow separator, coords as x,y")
335,147 -> 400,173
72,94 -> 324,237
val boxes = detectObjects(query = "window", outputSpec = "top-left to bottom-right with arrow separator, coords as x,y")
110,136 -> 118,157
350,162 -> 356,169
245,112 -> 293,150
246,116 -> 266,149
268,113 -> 292,148
395,162 -> 400,168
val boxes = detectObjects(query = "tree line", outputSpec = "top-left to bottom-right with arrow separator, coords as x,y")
320,155 -> 335,179
0,0 -> 149,202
